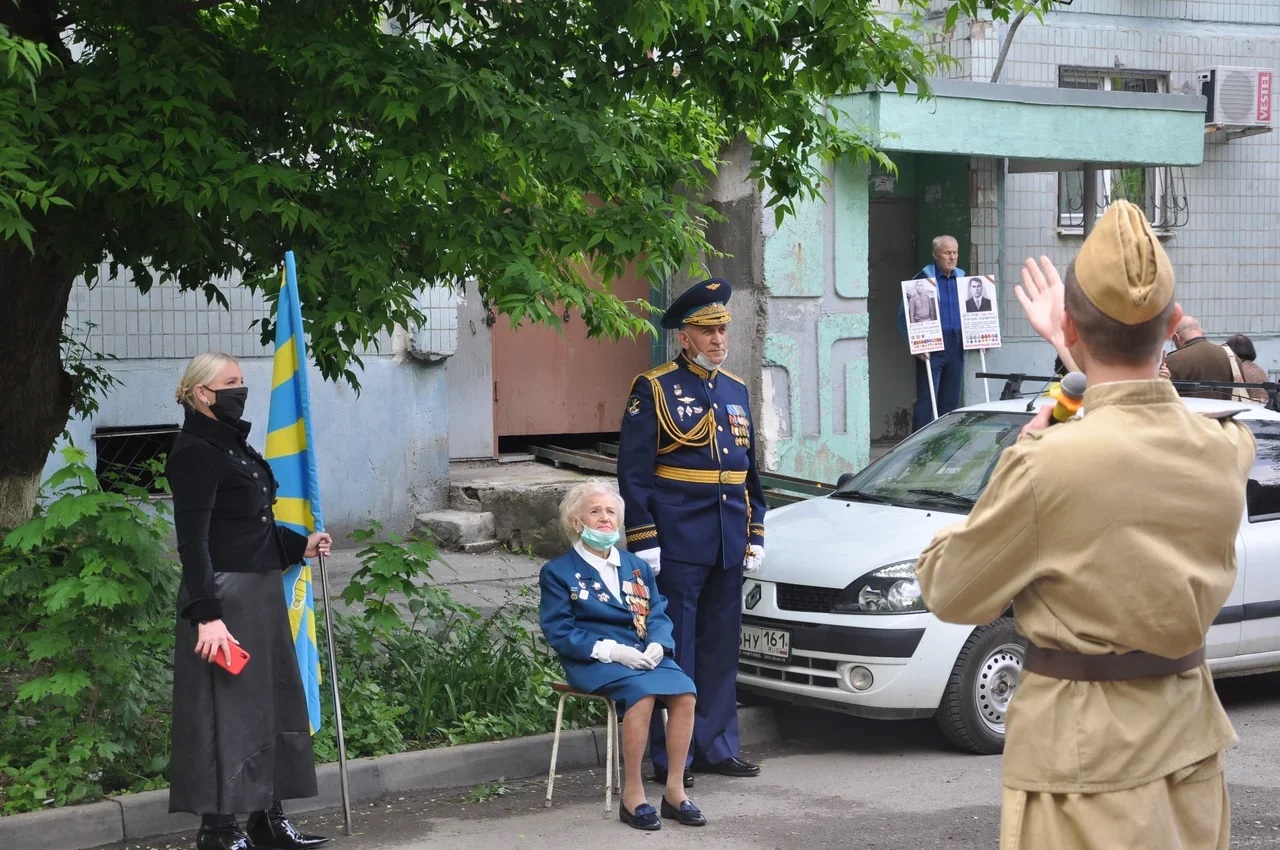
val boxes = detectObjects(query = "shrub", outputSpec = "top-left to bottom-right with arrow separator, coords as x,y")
0,448 -> 177,813
0,473 -> 601,815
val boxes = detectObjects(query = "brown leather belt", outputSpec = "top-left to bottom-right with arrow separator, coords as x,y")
1024,645 -> 1206,682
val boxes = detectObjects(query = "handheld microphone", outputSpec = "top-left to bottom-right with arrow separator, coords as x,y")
1046,371 -> 1086,424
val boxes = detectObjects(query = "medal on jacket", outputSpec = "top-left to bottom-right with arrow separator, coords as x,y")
624,569 -> 651,640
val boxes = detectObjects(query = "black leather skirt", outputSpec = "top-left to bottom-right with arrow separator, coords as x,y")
169,570 -> 318,815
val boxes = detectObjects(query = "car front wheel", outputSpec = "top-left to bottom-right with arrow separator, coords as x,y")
934,617 -> 1026,755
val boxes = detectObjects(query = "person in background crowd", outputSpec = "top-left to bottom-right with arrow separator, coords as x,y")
1159,315 -> 1233,399
617,277 -> 767,788
899,235 -> 966,430
538,481 -> 703,831
918,200 -> 1254,850
167,352 -> 331,850
1223,333 -> 1269,405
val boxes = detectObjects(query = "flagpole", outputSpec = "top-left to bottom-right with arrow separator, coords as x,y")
316,549 -> 354,836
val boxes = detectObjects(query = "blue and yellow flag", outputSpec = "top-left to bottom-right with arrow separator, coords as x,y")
265,250 -> 324,734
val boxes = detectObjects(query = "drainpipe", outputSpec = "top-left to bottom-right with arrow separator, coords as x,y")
1082,164 -> 1098,237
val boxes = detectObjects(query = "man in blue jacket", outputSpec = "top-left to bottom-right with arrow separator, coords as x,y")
899,234 -> 966,431
617,277 -> 768,786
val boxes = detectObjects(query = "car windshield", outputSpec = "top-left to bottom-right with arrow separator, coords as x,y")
834,411 -> 1030,512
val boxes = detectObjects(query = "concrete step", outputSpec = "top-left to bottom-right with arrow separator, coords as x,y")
414,509 -> 497,551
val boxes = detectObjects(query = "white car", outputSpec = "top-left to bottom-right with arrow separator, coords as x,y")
738,396 -> 1280,754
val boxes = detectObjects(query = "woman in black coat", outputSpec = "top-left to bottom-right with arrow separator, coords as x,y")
166,352 -> 331,850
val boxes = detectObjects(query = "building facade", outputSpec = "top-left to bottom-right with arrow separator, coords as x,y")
57,271 -> 455,538
725,1 -> 1279,485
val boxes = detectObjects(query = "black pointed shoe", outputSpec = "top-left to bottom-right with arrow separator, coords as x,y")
245,802 -> 329,850
196,824 -> 261,850
650,766 -> 695,788
660,796 -> 707,827
696,756 -> 761,777
619,801 -> 662,831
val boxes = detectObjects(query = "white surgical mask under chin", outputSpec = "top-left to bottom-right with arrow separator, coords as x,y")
687,337 -> 726,372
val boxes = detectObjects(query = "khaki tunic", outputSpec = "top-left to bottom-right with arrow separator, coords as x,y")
916,380 -> 1255,849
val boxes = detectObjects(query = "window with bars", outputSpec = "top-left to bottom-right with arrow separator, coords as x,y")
93,425 -> 180,496
1057,69 -> 1188,230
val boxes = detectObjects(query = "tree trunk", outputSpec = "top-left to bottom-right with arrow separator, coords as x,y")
0,247 -> 75,529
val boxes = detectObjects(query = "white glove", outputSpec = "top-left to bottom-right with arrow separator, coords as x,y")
610,644 -> 656,670
744,545 -> 765,574
636,546 -> 662,576
643,642 -> 665,666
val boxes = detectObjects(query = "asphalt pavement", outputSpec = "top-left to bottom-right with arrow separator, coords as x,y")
113,672 -> 1280,850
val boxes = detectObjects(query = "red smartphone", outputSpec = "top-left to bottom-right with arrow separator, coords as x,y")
211,644 -> 250,675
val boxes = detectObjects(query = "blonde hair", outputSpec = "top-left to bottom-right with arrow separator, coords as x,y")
558,480 -> 625,544
176,352 -> 237,407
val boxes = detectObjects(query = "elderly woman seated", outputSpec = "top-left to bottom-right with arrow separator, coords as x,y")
539,480 -> 704,831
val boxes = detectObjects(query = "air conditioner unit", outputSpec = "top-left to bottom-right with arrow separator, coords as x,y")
1197,66 -> 1273,128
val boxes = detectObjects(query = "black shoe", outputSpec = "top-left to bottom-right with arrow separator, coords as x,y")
619,802 -> 662,831
650,765 -> 695,787
660,796 -> 707,827
245,803 -> 329,850
196,825 -> 261,850
695,756 -> 761,777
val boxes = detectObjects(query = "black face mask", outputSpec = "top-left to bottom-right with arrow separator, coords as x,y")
206,386 -> 248,426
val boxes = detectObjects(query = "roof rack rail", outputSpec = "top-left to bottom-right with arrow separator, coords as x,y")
975,372 -> 1280,412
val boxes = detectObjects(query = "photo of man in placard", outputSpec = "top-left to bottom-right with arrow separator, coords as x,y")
907,280 -> 938,322
901,279 -> 944,357
956,275 -> 1001,351
964,276 -> 994,313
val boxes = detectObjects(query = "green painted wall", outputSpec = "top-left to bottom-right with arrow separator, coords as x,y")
914,156 -> 972,270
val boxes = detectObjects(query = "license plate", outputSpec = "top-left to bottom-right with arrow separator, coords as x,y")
740,624 -> 791,660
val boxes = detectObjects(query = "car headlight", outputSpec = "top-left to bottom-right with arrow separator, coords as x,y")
831,561 -> 926,614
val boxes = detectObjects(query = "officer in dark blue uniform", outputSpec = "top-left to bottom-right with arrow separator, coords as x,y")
617,277 -> 767,786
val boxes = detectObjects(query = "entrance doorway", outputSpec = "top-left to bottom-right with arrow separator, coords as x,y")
867,200 -> 918,442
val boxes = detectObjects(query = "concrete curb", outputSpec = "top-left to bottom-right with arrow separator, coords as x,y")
0,706 -> 777,850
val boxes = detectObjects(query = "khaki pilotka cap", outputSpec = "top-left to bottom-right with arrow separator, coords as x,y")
1073,199 -> 1175,325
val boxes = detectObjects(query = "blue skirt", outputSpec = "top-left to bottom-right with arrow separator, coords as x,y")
594,661 -> 696,716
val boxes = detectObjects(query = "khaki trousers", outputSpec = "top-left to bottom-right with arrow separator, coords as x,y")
1000,752 -> 1229,850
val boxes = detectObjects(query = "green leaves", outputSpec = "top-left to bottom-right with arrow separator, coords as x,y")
2,0 -> 1051,481
0,447 -> 177,813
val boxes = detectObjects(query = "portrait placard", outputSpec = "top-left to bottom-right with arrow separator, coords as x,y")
901,279 -> 944,355
957,275 -> 1001,350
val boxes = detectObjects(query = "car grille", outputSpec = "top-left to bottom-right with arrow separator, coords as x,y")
738,654 -> 839,688
776,583 -> 840,613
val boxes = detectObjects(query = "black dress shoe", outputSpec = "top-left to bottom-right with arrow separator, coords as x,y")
650,766 -> 695,788
696,756 -> 761,777
196,825 -> 261,850
619,802 -> 662,831
245,803 -> 329,849
660,796 -> 707,827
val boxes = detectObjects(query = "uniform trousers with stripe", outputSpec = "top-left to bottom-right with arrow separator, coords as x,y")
648,551 -> 743,771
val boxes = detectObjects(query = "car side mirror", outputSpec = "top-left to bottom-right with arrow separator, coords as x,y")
835,472 -> 856,489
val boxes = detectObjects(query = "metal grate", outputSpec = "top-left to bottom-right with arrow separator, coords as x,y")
93,425 -> 180,495
739,654 -> 840,688
776,583 -> 841,614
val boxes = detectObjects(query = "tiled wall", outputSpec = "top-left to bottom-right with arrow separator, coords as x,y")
952,6 -> 1280,343
64,266 -> 459,362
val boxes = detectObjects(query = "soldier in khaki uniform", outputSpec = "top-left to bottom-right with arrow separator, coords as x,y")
916,200 -> 1255,850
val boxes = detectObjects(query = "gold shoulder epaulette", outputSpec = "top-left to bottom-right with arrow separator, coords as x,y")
717,368 -> 746,385
642,361 -> 679,380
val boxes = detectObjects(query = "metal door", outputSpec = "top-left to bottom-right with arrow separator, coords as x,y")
447,282 -> 497,459
868,201 -> 919,442
492,266 -> 652,437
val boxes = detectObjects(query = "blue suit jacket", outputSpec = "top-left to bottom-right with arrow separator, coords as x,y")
539,548 -> 683,695
617,354 -> 767,568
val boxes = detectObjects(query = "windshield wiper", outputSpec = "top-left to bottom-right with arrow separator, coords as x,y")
830,490 -> 896,504
905,488 -> 975,508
